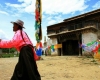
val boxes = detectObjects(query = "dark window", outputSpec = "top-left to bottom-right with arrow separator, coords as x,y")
75,23 -> 82,29
47,30 -> 55,34
69,25 -> 74,30
60,26 -> 68,32
84,20 -> 97,28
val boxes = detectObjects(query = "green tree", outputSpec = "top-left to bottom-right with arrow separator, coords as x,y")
2,48 -> 16,54
2,48 -> 9,53
10,48 -> 16,53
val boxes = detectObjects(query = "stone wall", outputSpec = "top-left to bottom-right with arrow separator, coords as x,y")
47,38 -> 58,56
82,32 -> 97,56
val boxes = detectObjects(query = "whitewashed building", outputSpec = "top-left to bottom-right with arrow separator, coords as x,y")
47,9 -> 100,56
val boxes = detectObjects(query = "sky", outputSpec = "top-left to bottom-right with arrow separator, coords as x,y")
0,0 -> 100,45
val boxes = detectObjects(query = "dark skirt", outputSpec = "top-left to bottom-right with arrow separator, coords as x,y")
11,45 -> 41,80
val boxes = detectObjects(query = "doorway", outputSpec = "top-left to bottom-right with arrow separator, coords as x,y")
62,40 -> 79,55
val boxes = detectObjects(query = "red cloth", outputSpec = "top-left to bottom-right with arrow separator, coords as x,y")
35,9 -> 40,21
32,48 -> 40,60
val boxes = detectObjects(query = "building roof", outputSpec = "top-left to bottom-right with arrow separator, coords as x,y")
47,8 -> 100,28
63,8 -> 100,22
47,21 -> 66,28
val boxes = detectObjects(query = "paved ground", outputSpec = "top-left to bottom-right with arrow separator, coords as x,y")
0,56 -> 100,80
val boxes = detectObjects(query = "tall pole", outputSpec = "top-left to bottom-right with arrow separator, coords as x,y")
35,0 -> 42,57
35,0 -> 42,42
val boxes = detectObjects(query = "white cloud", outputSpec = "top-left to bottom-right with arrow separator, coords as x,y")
0,29 -> 9,40
42,14 -> 46,19
47,16 -> 52,21
0,10 -> 9,15
46,14 -> 63,25
93,1 -> 100,9
18,0 -> 32,4
42,0 -> 88,14
12,13 -> 21,17
48,20 -> 57,25
54,15 -> 63,22
5,0 -> 35,14
24,1 -> 35,13
5,0 -> 88,15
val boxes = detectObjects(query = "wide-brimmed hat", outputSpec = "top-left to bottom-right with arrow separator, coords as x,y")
11,19 -> 25,28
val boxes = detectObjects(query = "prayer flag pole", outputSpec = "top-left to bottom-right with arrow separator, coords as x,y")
35,0 -> 42,57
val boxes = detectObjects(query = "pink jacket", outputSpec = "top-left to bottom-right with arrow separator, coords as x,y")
0,30 -> 40,60
0,30 -> 33,51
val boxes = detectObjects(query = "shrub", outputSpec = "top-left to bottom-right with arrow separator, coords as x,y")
0,53 -> 19,58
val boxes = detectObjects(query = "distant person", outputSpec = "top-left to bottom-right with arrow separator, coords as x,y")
44,48 -> 47,56
0,19 -> 41,80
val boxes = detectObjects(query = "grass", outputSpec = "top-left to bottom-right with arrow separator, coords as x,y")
0,53 -> 19,58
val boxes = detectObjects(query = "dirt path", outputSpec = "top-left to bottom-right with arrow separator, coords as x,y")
0,56 -> 100,80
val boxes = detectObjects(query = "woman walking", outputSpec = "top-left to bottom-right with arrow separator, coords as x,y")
0,19 -> 41,80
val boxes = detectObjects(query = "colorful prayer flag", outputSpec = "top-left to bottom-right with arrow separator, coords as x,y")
35,0 -> 42,56
35,0 -> 42,42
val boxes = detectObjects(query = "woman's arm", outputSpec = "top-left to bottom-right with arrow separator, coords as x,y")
0,32 -> 20,48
